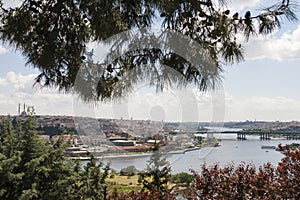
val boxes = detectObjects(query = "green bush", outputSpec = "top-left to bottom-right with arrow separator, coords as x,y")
120,165 -> 138,176
171,172 -> 193,185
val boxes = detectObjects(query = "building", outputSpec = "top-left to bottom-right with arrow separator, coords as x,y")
111,140 -> 136,146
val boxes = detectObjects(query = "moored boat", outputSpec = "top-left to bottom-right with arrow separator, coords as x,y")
261,145 -> 276,149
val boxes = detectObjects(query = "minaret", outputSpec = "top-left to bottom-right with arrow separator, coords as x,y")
20,103 -> 27,117
18,103 -> 21,115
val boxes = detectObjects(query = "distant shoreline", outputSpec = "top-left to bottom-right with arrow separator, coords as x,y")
66,146 -> 203,160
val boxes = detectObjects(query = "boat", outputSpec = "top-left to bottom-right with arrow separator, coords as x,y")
261,145 -> 276,149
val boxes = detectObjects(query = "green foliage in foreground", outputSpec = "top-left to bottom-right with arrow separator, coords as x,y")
138,143 -> 172,196
0,116 -> 110,200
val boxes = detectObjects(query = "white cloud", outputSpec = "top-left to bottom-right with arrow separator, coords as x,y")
0,71 -> 73,115
91,87 -> 217,122
1,71 -> 300,122
0,46 -> 7,55
90,88 -> 300,122
227,0 -> 260,12
242,25 -> 300,61
225,94 -> 300,121
1,0 -> 22,8
71,86 -> 220,122
5,71 -> 38,93
219,1 -> 300,61
0,78 -> 7,86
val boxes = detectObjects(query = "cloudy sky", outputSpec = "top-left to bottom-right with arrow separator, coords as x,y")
0,0 -> 300,122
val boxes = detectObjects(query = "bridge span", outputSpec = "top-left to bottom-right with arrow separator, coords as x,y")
208,130 -> 300,140
169,130 -> 300,140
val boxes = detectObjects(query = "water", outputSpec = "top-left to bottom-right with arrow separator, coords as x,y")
96,135 -> 298,174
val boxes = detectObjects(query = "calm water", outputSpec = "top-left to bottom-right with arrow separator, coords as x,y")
98,135 -> 298,174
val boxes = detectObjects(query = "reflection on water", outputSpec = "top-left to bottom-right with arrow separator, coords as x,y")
86,135 -> 298,174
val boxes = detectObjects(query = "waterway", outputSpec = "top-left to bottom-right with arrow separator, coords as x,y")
96,134 -> 299,174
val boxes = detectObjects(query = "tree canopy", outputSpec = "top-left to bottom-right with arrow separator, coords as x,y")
0,0 -> 298,101
0,116 -> 110,200
138,143 -> 172,199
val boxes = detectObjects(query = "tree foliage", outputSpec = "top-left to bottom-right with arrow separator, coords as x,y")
0,116 -> 110,200
188,145 -> 300,200
120,165 -> 138,176
171,172 -> 194,186
0,0 -> 298,101
0,116 -> 68,199
138,143 -> 172,198
74,155 -> 110,200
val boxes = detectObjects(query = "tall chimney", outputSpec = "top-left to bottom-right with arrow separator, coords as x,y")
18,103 -> 20,115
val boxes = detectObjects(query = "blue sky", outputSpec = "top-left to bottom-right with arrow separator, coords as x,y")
0,0 -> 300,122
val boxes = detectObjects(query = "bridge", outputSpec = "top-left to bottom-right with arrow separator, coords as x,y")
169,130 -> 300,140
209,130 -> 300,140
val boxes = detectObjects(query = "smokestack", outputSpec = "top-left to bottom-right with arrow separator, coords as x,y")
18,103 -> 20,115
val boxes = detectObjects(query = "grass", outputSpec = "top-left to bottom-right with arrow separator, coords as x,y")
106,173 -> 186,194
107,174 -> 139,185
106,174 -> 142,193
